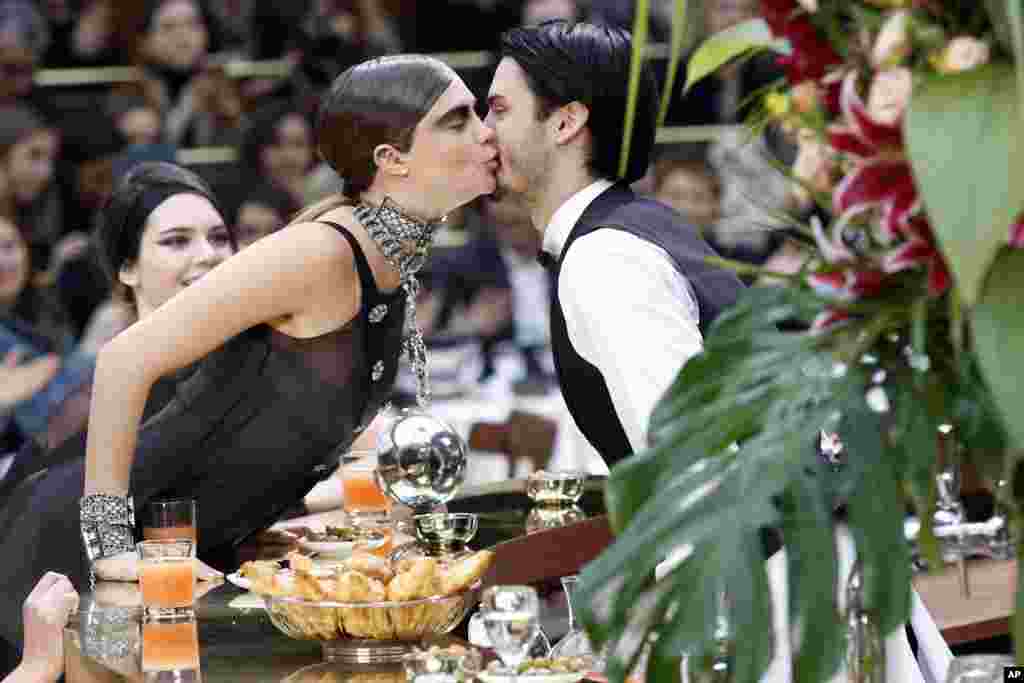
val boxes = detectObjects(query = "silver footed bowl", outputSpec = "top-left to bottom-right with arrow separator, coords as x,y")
375,410 -> 467,513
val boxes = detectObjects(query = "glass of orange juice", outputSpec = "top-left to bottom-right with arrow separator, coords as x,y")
141,615 -> 201,681
138,539 -> 195,620
340,450 -> 391,526
143,498 -> 197,547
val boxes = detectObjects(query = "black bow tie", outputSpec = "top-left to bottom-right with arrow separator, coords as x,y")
536,250 -> 557,270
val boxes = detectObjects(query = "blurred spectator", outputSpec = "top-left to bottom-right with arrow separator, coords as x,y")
40,0 -> 122,68
0,105 -> 61,273
132,0 -> 243,148
522,0 -> 582,26
239,99 -> 315,209
223,181 -> 298,249
299,0 -> 402,84
0,1 -> 48,106
652,151 -> 721,233
587,0 -> 671,42
412,0 -> 520,53
0,216 -> 92,453
660,0 -> 783,126
105,89 -> 164,147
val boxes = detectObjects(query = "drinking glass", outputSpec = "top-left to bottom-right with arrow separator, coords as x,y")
945,655 -> 1016,683
143,498 -> 197,544
141,614 -> 202,682
138,539 -> 195,620
341,450 -> 391,526
550,575 -> 605,672
480,585 -> 541,671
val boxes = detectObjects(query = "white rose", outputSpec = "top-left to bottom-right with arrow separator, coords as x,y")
797,0 -> 818,11
867,67 -> 913,125
936,36 -> 990,73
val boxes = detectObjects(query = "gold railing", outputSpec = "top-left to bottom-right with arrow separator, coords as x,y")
32,48 -> 738,166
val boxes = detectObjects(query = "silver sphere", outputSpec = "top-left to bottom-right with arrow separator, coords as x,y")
375,410 -> 467,512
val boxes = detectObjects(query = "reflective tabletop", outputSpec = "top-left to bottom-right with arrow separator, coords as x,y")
66,477 -> 608,682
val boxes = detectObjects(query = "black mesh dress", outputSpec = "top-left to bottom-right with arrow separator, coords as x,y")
0,223 -> 406,652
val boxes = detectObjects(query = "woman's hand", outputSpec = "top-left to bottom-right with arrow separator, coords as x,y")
19,572 -> 79,683
94,551 -> 224,582
0,351 -> 59,410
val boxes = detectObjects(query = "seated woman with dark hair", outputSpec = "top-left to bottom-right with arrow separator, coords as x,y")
0,217 -> 93,455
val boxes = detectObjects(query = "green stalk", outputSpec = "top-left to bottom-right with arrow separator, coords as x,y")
1015,508 -> 1024,658
949,290 -> 963,362
656,0 -> 689,127
1006,0 -> 1024,126
619,0 -> 650,180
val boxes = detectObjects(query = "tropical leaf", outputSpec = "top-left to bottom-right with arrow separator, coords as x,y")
983,0 -> 1024,116
972,248 -> 1024,450
657,0 -> 689,128
579,285 -> 873,683
904,64 -> 1024,305
684,18 -> 785,93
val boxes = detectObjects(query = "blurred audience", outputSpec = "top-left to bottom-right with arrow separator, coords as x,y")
0,105 -> 61,274
239,99 -> 315,209
132,0 -> 243,148
224,180 -> 298,249
0,216 -> 92,454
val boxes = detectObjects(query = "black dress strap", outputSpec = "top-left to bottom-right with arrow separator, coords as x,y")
319,221 -> 381,306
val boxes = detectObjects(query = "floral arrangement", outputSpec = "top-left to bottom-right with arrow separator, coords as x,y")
578,2 -> 1024,682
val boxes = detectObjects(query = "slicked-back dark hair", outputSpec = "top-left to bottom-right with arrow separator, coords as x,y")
499,20 -> 659,184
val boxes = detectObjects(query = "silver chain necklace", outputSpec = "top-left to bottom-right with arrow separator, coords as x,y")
353,197 -> 443,407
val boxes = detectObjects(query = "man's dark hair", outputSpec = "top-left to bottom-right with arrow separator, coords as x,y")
499,19 -> 659,184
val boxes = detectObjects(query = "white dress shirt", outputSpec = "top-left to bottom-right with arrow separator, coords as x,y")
542,179 -> 704,452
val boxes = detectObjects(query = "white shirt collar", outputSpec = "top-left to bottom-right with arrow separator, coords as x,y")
541,178 -> 615,260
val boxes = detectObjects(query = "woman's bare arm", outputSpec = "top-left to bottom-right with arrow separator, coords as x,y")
84,221 -> 360,496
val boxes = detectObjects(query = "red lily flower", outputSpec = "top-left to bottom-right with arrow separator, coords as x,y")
829,72 -> 919,240
881,218 -> 951,297
760,0 -> 800,36
812,308 -> 851,332
1010,215 -> 1024,248
776,18 -> 843,83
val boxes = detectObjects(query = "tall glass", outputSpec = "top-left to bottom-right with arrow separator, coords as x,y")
138,539 -> 195,620
341,450 -> 391,526
143,498 -> 197,543
142,614 -> 202,682
550,575 -> 605,671
480,585 -> 541,671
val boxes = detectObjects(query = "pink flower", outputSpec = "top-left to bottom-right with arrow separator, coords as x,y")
881,218 -> 951,296
808,268 -> 886,301
812,308 -> 851,332
1011,215 -> 1024,248
828,72 -> 919,240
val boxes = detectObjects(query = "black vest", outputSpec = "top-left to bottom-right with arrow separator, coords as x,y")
548,184 -> 744,467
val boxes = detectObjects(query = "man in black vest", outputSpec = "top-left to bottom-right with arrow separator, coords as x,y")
484,20 -> 744,467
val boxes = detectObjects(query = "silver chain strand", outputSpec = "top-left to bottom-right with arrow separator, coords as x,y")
352,197 -> 441,407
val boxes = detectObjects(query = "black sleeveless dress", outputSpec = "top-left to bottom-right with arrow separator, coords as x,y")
0,223 -> 406,650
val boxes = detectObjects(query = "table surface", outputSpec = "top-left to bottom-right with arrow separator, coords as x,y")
67,478 -> 608,682
66,477 -> 1017,680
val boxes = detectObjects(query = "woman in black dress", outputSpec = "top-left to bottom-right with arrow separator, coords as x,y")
0,54 -> 497,668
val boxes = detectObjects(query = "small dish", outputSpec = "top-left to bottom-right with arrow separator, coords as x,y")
526,470 -> 587,506
296,538 -> 360,560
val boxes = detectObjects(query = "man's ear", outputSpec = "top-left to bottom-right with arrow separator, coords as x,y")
372,144 -> 410,178
552,101 -> 590,145
118,261 -> 139,289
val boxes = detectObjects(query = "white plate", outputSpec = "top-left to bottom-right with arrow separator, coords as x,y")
476,670 -> 586,683
296,538 -> 359,559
